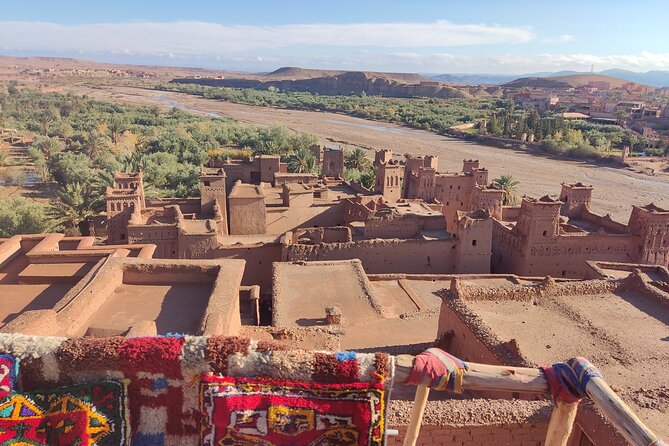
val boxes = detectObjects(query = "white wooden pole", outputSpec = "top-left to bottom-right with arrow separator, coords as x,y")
402,384 -> 430,446
544,399 -> 579,446
585,377 -> 665,446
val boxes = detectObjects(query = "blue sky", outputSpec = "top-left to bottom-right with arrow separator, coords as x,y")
1,0 -> 668,73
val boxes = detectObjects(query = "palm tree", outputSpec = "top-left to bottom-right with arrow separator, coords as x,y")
37,107 -> 60,136
287,147 -> 318,174
358,168 -> 376,190
83,132 -> 109,159
34,136 -> 64,160
345,148 -> 371,171
55,183 -> 100,234
109,116 -> 126,145
492,174 -> 520,206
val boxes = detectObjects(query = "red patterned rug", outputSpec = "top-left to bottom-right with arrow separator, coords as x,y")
200,375 -> 387,446
0,380 -> 129,445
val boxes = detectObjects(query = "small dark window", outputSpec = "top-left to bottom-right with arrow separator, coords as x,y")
472,240 -> 477,246
543,230 -> 547,236
120,233 -> 126,240
203,181 -> 210,186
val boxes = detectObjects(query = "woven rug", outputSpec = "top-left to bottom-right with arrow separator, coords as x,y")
0,354 -> 18,397
201,374 -> 387,446
0,379 -> 129,445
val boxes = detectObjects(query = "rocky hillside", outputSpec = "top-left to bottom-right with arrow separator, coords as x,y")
174,68 -> 469,99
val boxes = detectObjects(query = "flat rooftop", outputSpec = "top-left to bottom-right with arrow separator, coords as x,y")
80,282 -> 212,336
70,258 -> 246,338
465,290 -> 669,437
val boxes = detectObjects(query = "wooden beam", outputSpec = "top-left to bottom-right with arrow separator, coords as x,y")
395,354 -> 548,394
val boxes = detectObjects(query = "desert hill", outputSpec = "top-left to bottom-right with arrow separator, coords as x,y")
264,66 -> 429,83
504,73 -> 654,90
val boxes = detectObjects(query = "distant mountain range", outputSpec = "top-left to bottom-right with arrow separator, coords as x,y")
429,70 -> 669,87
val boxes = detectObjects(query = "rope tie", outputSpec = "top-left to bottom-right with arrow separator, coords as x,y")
405,348 -> 469,393
541,357 -> 603,403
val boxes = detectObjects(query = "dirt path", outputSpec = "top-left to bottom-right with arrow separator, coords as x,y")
76,85 -> 669,222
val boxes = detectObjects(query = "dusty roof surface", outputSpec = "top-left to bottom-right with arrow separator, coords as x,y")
466,290 -> 669,436
228,182 -> 265,199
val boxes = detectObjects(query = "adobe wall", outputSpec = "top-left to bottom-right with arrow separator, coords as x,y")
146,198 -> 201,215
206,242 -> 282,291
274,173 -> 318,186
128,224 -> 179,258
290,227 -> 352,244
435,175 -> 476,219
492,222 -> 641,278
386,398 -> 551,446
322,149 -> 344,178
284,238 -> 458,274
229,197 -> 267,235
579,209 -> 629,234
454,217 -> 493,274
387,423 -> 547,446
364,213 -> 444,239
177,232 -> 220,259
437,298 -> 509,367
364,217 -> 419,239
265,202 -> 344,235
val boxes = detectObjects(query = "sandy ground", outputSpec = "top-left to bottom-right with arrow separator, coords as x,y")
72,85 -> 669,222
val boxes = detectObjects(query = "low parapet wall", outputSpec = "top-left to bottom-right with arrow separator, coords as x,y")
387,399 -> 552,446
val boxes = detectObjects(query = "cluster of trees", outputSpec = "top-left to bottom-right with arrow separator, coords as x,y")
159,83 -> 493,133
0,88 -> 319,235
487,103 -> 652,160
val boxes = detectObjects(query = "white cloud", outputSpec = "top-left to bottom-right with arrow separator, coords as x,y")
543,34 -> 576,43
0,20 -> 534,56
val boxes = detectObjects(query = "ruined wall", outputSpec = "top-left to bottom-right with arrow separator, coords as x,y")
322,149 -> 344,178
284,238 -> 458,274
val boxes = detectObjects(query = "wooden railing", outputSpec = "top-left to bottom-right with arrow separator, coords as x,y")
394,355 -> 666,446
